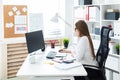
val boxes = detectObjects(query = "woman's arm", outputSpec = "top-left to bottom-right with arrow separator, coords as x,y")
59,36 -> 88,60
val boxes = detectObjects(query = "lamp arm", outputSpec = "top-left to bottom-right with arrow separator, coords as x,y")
58,16 -> 72,27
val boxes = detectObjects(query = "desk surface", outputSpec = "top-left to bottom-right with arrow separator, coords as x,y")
17,47 -> 87,77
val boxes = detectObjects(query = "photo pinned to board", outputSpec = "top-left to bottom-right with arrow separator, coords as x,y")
14,25 -> 27,34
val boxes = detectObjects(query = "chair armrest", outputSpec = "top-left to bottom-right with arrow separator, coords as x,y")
83,64 -> 100,69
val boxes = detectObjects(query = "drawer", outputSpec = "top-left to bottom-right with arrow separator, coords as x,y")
105,56 -> 119,71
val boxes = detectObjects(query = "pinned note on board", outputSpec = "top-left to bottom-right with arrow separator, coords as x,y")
14,15 -> 27,24
12,7 -> 17,12
8,11 -> 13,16
16,10 -> 21,15
22,7 -> 27,12
6,22 -> 14,28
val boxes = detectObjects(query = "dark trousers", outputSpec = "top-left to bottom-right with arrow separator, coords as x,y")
74,67 -> 103,80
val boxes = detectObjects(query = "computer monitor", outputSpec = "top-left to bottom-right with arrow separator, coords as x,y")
25,30 -> 45,53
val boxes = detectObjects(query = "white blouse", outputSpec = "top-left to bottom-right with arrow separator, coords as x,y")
68,36 -> 98,67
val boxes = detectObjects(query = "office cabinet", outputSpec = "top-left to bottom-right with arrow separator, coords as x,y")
106,54 -> 119,72
105,54 -> 120,80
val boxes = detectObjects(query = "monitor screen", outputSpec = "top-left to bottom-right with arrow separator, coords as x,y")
25,30 -> 45,53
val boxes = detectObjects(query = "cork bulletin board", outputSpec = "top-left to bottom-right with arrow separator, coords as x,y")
4,5 -> 28,38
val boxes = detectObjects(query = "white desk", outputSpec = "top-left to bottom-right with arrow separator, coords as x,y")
17,47 -> 87,79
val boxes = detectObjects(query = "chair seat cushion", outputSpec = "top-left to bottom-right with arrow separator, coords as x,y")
85,67 -> 106,80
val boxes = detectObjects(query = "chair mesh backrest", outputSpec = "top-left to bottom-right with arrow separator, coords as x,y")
96,26 -> 112,68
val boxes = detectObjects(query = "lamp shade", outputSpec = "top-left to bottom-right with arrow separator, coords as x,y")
50,13 -> 72,27
50,13 -> 59,23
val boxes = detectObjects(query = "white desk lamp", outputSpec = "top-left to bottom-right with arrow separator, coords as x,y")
50,13 -> 72,27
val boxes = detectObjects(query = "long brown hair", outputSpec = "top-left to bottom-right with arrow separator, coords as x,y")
75,20 -> 95,59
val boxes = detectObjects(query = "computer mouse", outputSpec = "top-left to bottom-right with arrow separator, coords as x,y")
58,49 -> 63,52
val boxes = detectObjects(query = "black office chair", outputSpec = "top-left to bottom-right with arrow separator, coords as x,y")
75,26 -> 112,80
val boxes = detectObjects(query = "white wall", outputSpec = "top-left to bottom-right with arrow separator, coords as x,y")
0,0 -> 3,40
0,43 -> 2,80
3,0 -> 28,5
0,0 -> 3,79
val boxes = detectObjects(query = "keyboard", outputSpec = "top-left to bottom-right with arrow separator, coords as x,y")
46,51 -> 57,59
